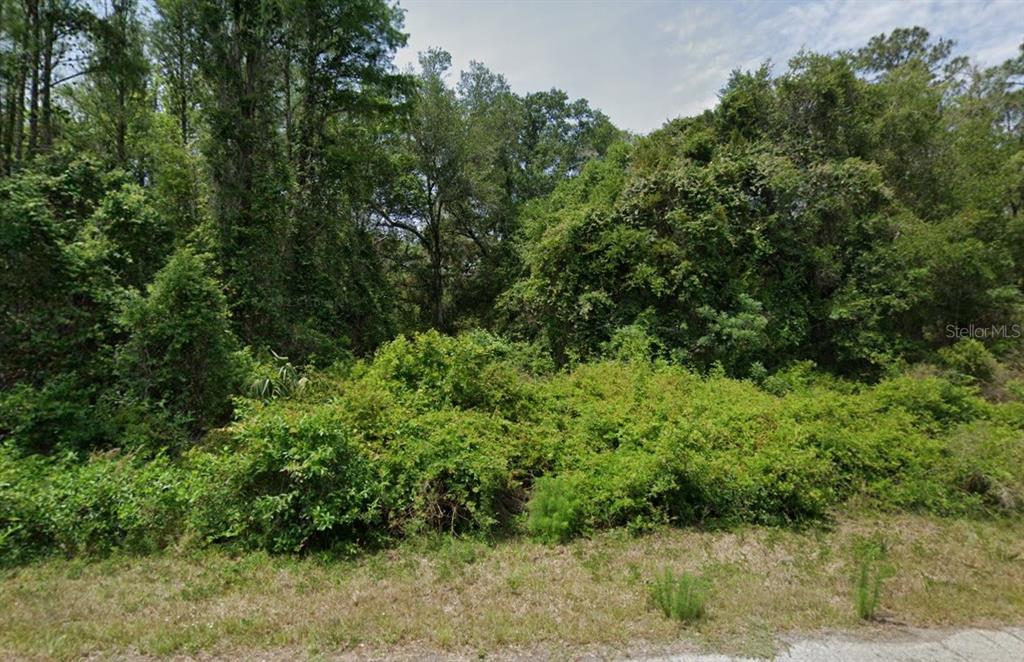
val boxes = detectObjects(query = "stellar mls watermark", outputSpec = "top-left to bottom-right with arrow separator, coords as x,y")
945,323 -> 1023,339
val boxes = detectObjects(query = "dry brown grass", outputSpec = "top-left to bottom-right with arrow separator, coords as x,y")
2,513 -> 1023,661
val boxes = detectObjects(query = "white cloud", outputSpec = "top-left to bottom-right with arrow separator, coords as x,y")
395,0 -> 1024,134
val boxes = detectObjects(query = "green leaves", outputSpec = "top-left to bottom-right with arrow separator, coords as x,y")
116,247 -> 244,435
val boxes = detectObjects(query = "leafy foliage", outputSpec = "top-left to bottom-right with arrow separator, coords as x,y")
186,407 -> 380,553
116,248 -> 244,434
526,476 -> 579,544
2,10 -> 1024,573
505,33 -> 1024,376
6,330 -> 1024,564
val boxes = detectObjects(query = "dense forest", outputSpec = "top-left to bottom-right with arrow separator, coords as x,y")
1,1 -> 1024,562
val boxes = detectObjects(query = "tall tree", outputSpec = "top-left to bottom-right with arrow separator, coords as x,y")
152,0 -> 201,144
375,49 -> 481,332
191,0 -> 290,345
375,52 -> 620,333
71,0 -> 149,169
280,0 -> 410,355
1,0 -> 90,170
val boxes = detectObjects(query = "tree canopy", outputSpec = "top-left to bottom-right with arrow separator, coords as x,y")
0,7 -> 1021,449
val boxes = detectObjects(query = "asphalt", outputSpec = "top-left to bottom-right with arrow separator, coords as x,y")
645,626 -> 1024,661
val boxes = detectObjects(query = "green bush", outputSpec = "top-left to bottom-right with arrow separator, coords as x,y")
0,376 -> 109,454
0,449 -> 187,565
941,421 -> 1024,513
44,453 -> 187,556
377,409 -> 519,534
601,322 -> 663,363
4,331 -> 1024,562
116,247 -> 245,435
0,167 -> 124,388
246,351 -> 309,401
0,450 -> 56,565
87,183 -> 174,290
186,406 -> 381,553
871,374 -> 985,434
364,330 -> 547,415
526,475 -> 579,544
937,339 -> 998,383
650,568 -> 706,622
563,449 -> 678,532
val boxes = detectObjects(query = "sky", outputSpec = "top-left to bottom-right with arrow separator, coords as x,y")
394,0 -> 1024,134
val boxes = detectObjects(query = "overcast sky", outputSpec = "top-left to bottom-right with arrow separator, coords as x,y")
394,0 -> 1024,134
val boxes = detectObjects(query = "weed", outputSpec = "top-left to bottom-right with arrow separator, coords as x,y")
853,538 -> 892,620
650,567 -> 706,622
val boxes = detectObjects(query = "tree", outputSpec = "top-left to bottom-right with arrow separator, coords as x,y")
191,0 -> 291,346
280,0 -> 410,356
375,49 -> 479,332
0,157 -> 124,388
186,0 -> 410,356
1,0 -> 91,170
375,52 -> 620,333
71,0 -> 149,169
152,0 -> 201,144
515,88 -> 619,200
116,247 -> 243,433
854,27 -> 967,82
87,182 -> 174,290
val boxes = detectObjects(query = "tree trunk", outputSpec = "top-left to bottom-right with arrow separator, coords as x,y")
116,83 -> 127,164
0,0 -> 7,172
178,47 -> 189,143
26,0 -> 40,157
430,208 -> 445,331
12,29 -> 28,164
40,13 -> 53,151
284,52 -> 293,163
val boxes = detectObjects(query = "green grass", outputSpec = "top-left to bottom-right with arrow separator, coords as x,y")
3,514 -> 1024,660
650,568 -> 706,622
852,538 -> 893,620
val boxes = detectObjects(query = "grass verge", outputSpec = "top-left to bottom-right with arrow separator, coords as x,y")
2,513 -> 1023,660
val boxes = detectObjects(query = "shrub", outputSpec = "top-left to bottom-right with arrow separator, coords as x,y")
650,568 -> 706,622
937,339 -> 998,383
526,475 -> 579,543
186,406 -> 381,553
941,421 -> 1024,513
601,322 -> 663,362
44,452 -> 187,556
0,168 -> 124,388
4,331 -> 1022,562
780,386 -> 946,510
0,449 -> 187,564
564,448 -> 679,532
364,330 -> 546,415
0,376 -> 109,454
116,247 -> 245,435
0,450 -> 55,565
761,360 -> 851,396
247,351 -> 309,401
0,376 -> 186,455
377,409 -> 519,534
871,374 -> 985,434
87,183 -> 174,290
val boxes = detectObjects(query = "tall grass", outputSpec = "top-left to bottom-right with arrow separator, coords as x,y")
853,540 -> 891,620
650,567 -> 706,622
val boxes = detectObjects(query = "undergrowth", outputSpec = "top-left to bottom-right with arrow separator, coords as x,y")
2,331 -> 1023,564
